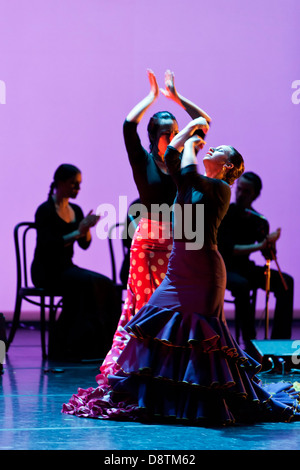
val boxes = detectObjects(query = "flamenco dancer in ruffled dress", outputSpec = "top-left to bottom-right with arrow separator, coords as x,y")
63,119 -> 300,425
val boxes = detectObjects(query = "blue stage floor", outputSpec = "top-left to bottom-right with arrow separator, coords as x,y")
1,322 -> 300,452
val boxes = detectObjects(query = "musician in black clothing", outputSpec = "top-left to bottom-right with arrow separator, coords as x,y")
31,164 -> 120,359
218,171 -> 294,343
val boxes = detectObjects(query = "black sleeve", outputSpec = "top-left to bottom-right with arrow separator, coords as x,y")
255,217 -> 270,242
213,178 -> 232,209
123,120 -> 148,167
164,145 -> 193,189
74,205 -> 91,250
164,145 -> 181,178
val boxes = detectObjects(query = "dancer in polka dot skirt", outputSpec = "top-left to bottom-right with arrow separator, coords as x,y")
96,69 -> 211,385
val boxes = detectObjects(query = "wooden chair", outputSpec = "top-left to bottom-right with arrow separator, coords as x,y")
7,222 -> 63,358
108,222 -> 128,305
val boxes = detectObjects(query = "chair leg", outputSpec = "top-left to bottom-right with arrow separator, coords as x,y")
48,296 -> 57,357
40,296 -> 47,359
7,295 -> 22,350
250,290 -> 257,318
234,303 -> 240,344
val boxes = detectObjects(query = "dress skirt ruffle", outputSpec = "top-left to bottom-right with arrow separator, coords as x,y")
109,304 -> 300,424
62,243 -> 300,424
62,301 -> 300,424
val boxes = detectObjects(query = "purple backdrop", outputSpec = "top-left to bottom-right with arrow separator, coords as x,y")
1,0 -> 299,319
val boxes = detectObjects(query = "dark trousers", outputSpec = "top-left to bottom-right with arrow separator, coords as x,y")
226,264 -> 294,341
32,263 -> 121,359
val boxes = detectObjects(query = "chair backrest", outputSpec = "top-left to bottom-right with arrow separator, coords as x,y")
14,222 -> 37,290
108,222 -> 126,285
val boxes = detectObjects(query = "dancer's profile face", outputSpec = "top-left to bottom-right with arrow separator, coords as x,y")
203,146 -> 231,170
153,118 -> 179,161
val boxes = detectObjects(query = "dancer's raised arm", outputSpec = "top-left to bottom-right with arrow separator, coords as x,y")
126,69 -> 159,123
169,116 -> 209,154
160,70 -> 212,123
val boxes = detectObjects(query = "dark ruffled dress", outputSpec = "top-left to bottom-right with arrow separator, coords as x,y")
62,148 -> 300,425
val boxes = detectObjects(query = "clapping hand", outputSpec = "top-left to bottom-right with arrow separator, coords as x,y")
160,69 -> 178,102
147,69 -> 159,100
78,210 -> 100,236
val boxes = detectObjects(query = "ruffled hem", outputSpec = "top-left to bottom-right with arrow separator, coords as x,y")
62,385 -> 140,420
118,304 -> 260,388
125,304 -> 245,354
62,304 -> 300,425
62,379 -> 300,425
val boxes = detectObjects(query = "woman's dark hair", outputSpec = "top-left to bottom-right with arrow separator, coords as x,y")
223,147 -> 245,186
48,163 -> 81,198
241,171 -> 262,198
147,111 -> 177,152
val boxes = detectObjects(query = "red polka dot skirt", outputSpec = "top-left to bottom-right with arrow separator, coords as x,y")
96,218 -> 173,384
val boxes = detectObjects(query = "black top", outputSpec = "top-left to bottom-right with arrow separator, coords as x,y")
165,145 -> 231,246
217,202 -> 270,271
31,198 -> 90,286
123,120 -> 177,219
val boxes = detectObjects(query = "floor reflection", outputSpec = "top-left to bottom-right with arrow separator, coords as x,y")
1,324 -> 300,450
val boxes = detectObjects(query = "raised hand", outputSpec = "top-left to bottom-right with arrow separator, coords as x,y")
266,228 -> 281,245
147,69 -> 159,100
168,116 -> 209,154
126,69 -> 159,123
189,116 -> 210,137
160,69 -> 178,102
185,134 -> 206,153
261,228 -> 281,258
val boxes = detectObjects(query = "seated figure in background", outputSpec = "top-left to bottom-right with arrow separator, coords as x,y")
31,164 -> 120,360
218,171 -> 294,345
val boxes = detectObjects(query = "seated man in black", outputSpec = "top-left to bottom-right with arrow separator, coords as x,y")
218,171 -> 294,344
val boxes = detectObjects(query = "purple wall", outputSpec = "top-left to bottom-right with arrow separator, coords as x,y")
1,0 -> 299,316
